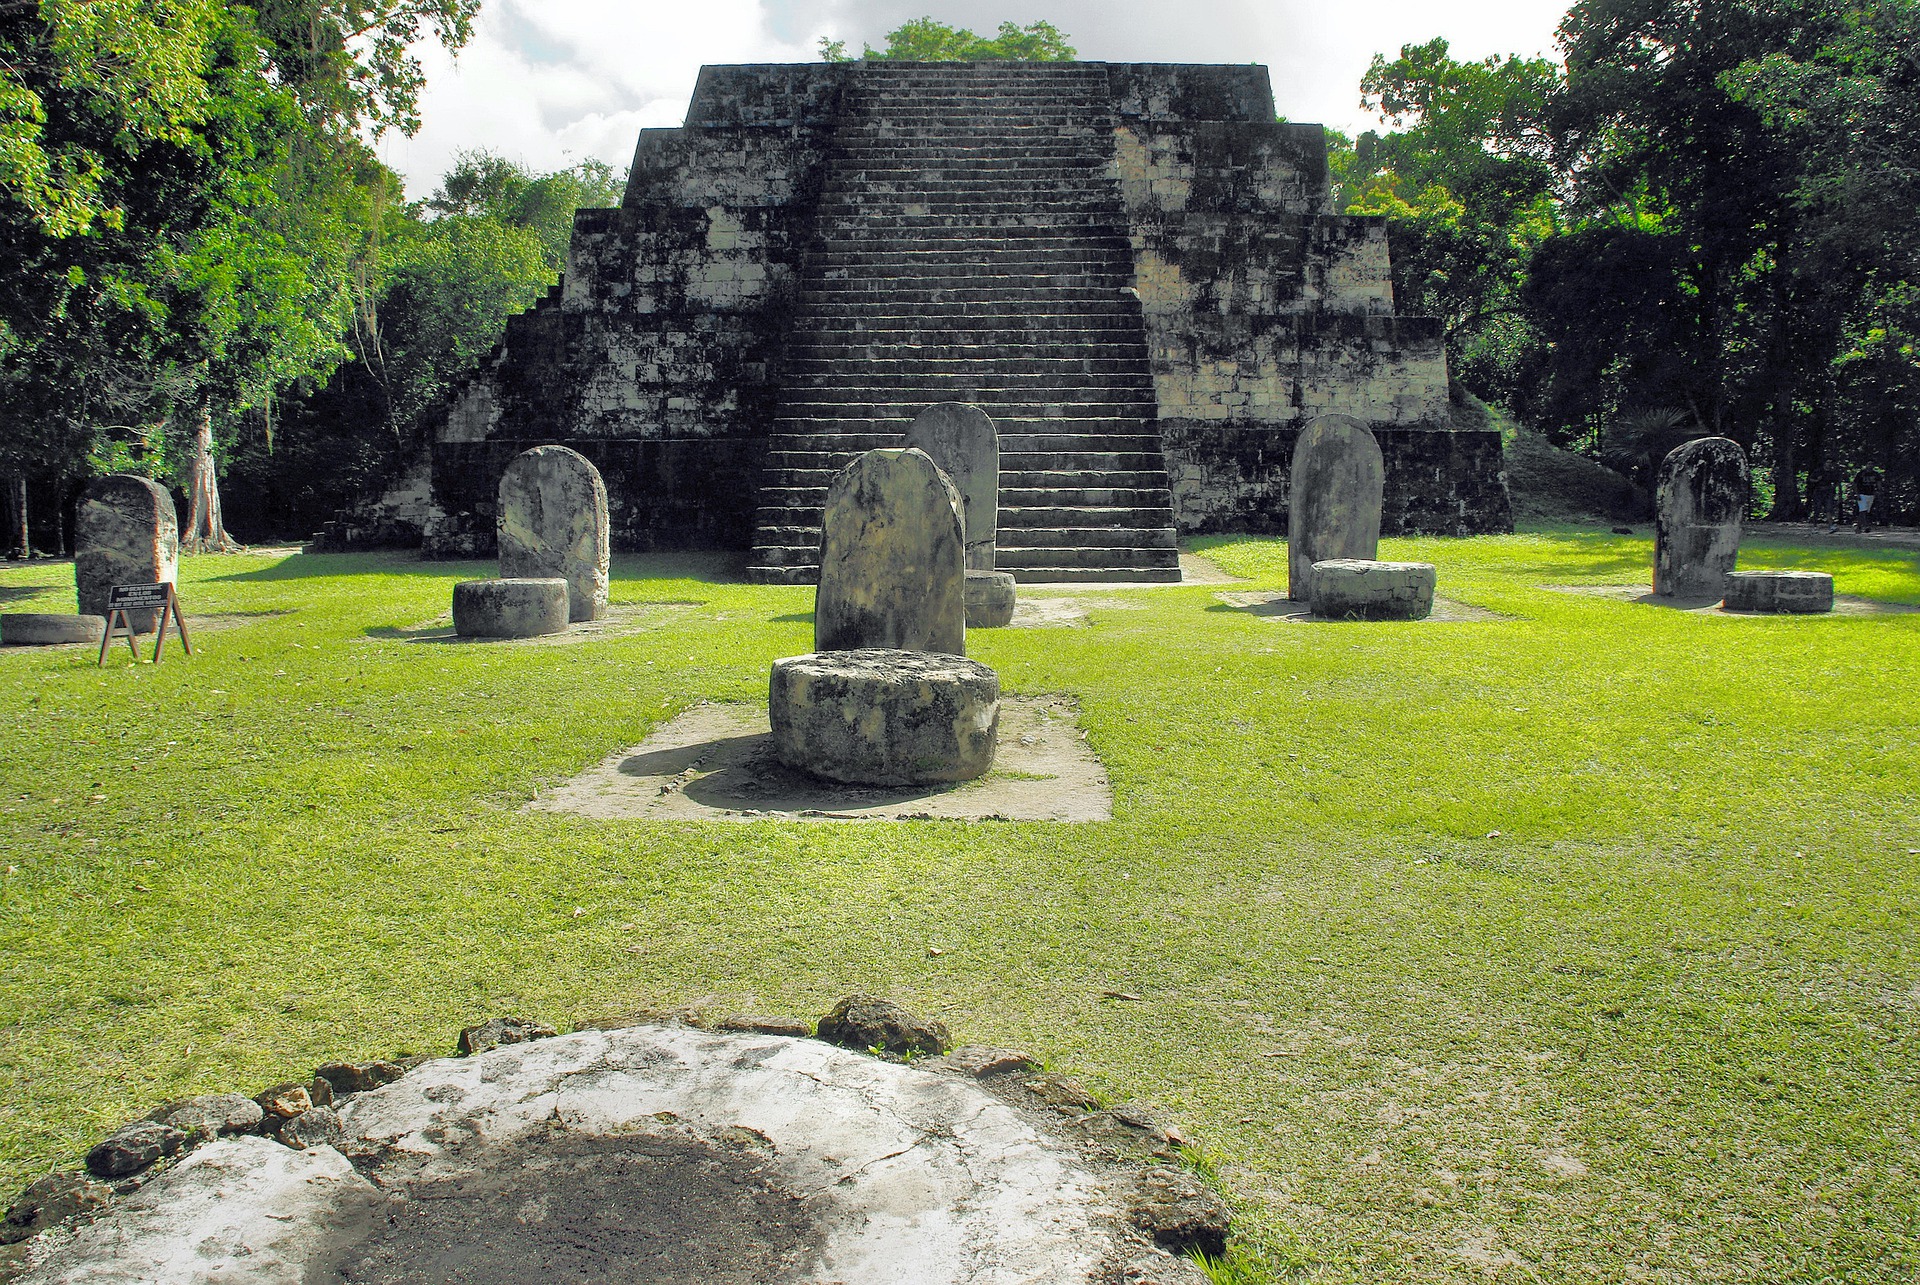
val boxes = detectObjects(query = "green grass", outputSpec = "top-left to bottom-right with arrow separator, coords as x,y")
3,532 -> 1919,1282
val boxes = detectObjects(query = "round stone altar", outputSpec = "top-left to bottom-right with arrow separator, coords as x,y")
964,570 -> 1017,628
769,649 -> 999,785
12,1025 -> 1198,1285
1308,558 -> 1437,621
451,577 -> 569,638
1,614 -> 106,646
1722,569 -> 1834,614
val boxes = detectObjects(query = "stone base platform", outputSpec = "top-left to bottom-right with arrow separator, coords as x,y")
1308,559 -> 1437,621
1,614 -> 106,646
770,649 -> 998,786
965,570 -> 1017,628
530,696 -> 1108,822
451,578 -> 569,638
1722,570 -> 1834,613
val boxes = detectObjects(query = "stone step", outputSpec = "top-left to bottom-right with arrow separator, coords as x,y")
786,346 -> 1151,365
806,255 -> 1128,276
800,301 -> 1142,320
802,276 -> 1128,295
995,525 -> 1178,549
993,545 -> 1180,570
784,355 -> 1150,375
999,486 -> 1170,506
999,506 -> 1174,530
779,381 -> 1155,403
775,404 -> 1157,422
1005,565 -> 1182,585
1000,470 -> 1171,489
809,250 -> 1131,270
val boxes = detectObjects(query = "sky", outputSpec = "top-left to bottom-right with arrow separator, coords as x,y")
376,0 -> 1573,199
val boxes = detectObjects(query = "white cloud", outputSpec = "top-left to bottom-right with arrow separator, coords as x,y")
379,0 -> 1569,196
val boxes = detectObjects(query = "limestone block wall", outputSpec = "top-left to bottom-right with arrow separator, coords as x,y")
1162,423 -> 1512,537
418,66 -> 846,556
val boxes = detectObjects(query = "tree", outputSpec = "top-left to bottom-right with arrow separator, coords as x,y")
1350,2 -> 1920,521
0,0 -> 477,552
225,151 -> 627,539
819,17 -> 1075,62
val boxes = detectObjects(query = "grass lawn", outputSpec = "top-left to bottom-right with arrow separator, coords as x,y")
2,528 -> 1917,1282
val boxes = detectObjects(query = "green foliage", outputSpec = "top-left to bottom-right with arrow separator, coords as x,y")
1353,2 -> 1920,514
819,16 -> 1076,62
0,0 -> 476,526
224,150 -> 626,537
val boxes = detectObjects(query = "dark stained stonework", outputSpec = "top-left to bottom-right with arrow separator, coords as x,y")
363,60 -> 1509,574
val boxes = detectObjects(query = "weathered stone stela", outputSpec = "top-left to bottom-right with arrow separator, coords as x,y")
905,403 -> 1000,571
497,445 -> 610,622
814,449 -> 966,655
1653,437 -> 1748,598
1288,415 -> 1384,599
75,475 -> 179,632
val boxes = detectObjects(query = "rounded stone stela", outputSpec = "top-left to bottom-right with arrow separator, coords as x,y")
1309,558 -> 1437,621
451,578 -> 570,638
1,614 -> 107,646
769,648 -> 999,786
1722,569 -> 1834,614
965,570 -> 1017,628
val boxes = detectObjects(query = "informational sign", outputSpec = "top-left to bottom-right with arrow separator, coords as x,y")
99,582 -> 192,665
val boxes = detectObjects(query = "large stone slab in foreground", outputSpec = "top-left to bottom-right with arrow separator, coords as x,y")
497,444 -> 610,622
1288,414 -> 1384,599
14,1025 -> 1194,1284
770,649 -> 998,786
75,475 -> 178,631
1654,436 -> 1748,598
815,448 -> 966,655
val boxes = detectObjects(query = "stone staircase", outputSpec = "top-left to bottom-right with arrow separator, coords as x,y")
746,62 -> 1181,584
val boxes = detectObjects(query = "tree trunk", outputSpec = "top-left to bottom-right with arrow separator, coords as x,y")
184,405 -> 236,553
5,476 -> 25,557
1767,415 -> 1801,521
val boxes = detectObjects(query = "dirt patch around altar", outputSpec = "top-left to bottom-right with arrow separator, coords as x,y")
1542,584 -> 1920,617
364,602 -> 696,646
530,695 -> 1111,822
1212,591 -> 1509,623
1007,596 -> 1146,628
313,1128 -> 823,1285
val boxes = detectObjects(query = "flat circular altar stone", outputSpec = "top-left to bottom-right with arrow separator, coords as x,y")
1,613 -> 106,646
770,648 -> 999,785
451,577 -> 569,638
964,569 -> 1017,628
12,1026 -> 1188,1285
1722,569 -> 1833,613
1309,558 -> 1437,621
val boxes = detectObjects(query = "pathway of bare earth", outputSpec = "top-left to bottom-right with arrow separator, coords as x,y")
1,530 -> 1916,1282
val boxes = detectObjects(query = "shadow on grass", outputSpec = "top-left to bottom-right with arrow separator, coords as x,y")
770,612 -> 815,624
211,549 -> 753,586
0,584 -> 62,605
